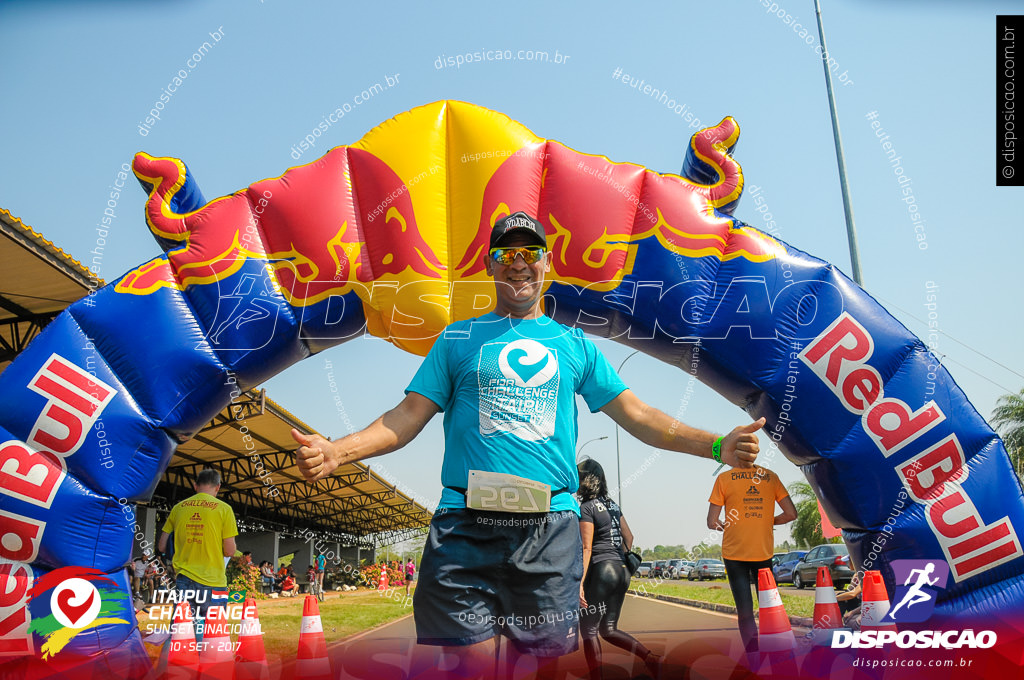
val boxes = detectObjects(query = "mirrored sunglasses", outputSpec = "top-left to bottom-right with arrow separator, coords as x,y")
489,246 -> 546,265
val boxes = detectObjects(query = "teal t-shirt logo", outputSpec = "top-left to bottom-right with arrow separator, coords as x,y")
500,339 -> 557,386
480,339 -> 560,441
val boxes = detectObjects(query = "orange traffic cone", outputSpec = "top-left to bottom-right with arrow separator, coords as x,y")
198,605 -> 233,680
235,598 -> 269,680
812,567 -> 843,631
757,568 -> 796,652
296,595 -> 332,680
164,601 -> 199,679
377,568 -> 388,592
860,570 -> 897,632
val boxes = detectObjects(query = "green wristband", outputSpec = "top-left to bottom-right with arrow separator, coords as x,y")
711,436 -> 724,464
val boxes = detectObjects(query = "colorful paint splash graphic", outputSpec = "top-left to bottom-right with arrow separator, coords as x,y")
26,567 -> 130,659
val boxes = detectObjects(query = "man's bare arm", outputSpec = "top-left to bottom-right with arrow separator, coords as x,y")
600,389 -> 765,468
774,496 -> 798,525
293,392 -> 440,481
707,503 -> 726,531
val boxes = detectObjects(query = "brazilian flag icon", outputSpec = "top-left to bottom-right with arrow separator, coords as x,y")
228,590 -> 246,604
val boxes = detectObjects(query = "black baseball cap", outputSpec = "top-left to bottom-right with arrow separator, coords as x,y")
489,211 -> 547,249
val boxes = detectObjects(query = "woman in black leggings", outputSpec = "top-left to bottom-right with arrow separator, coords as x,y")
577,459 -> 660,679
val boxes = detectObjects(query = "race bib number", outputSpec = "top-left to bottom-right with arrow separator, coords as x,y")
466,470 -> 551,513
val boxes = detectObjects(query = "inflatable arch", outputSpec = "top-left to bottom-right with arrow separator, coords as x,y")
0,100 -> 1021,672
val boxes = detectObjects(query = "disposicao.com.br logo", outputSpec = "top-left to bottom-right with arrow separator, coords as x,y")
832,559 -> 997,650
26,566 -> 132,659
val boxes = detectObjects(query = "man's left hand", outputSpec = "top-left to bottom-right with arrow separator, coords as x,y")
721,418 -> 766,468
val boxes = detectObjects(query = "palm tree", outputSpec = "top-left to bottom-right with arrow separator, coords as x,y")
992,389 -> 1024,481
788,481 -> 827,548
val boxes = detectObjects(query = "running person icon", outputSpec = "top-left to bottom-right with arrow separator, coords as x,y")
888,563 -> 940,618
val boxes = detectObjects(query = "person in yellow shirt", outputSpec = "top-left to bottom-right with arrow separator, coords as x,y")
707,464 -> 797,654
157,468 -> 238,641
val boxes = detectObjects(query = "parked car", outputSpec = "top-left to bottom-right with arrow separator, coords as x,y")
637,561 -> 653,578
665,558 -> 691,579
650,560 -> 670,578
688,558 -> 726,581
792,543 -> 853,589
666,559 -> 695,579
772,550 -> 808,584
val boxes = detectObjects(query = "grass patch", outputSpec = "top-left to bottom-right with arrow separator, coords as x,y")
139,587 -> 414,662
255,590 -> 412,659
629,580 -> 816,619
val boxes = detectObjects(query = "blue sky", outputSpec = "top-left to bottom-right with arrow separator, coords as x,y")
2,1 -> 1021,550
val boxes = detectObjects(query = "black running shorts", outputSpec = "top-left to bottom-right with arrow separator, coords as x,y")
413,508 -> 583,657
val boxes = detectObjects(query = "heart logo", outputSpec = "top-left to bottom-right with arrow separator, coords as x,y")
498,340 -> 558,388
506,348 -> 547,384
55,587 -> 96,627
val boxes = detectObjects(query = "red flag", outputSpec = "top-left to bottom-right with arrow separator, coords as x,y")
818,499 -> 842,539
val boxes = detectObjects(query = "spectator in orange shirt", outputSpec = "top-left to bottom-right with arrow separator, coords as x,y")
280,573 -> 299,597
707,464 -> 797,653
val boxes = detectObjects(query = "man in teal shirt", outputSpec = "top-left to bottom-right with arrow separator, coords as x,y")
314,551 -> 326,602
293,212 -> 764,677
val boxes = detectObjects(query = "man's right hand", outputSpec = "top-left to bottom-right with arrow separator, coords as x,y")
292,429 -> 340,481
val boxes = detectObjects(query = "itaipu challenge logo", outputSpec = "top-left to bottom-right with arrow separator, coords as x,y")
26,567 -> 131,658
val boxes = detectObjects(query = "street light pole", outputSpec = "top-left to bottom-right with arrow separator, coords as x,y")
814,0 -> 864,286
615,350 -> 641,506
577,435 -> 608,458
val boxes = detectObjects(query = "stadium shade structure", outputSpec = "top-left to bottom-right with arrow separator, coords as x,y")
167,390 -> 433,542
0,208 -> 432,546
0,208 -> 100,371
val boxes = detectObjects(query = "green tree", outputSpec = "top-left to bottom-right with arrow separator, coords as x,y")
788,481 -> 828,548
992,389 -> 1024,481
395,532 -> 428,566
226,554 -> 263,600
690,540 -> 715,560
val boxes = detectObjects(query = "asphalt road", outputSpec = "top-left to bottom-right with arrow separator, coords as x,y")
314,595 -> 774,680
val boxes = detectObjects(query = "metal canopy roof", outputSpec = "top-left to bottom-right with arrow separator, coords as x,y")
0,209 -> 431,543
0,208 -> 101,372
159,390 -> 433,542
